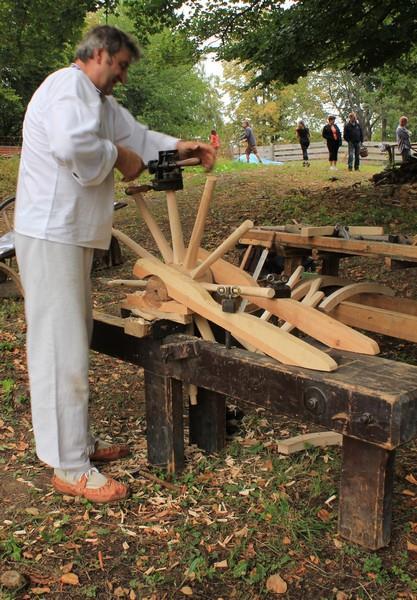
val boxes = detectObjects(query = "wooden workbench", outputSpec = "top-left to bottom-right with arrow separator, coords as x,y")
92,313 -> 417,550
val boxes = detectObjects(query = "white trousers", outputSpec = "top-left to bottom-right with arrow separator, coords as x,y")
15,233 -> 95,471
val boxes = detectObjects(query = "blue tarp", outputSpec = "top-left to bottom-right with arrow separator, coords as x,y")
234,154 -> 284,165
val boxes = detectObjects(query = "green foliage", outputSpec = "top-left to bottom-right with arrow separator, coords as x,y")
114,28 -> 223,138
125,1 -> 417,87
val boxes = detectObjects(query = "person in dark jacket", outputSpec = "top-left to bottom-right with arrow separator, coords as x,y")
296,120 -> 310,166
322,115 -> 342,170
343,112 -> 363,171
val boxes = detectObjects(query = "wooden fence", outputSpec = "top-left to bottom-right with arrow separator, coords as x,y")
233,141 -> 392,164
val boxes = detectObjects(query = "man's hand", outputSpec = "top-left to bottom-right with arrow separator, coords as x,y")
114,145 -> 145,181
176,140 -> 216,171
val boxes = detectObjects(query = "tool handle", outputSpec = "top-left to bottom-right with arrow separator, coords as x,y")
175,157 -> 201,167
125,185 -> 152,195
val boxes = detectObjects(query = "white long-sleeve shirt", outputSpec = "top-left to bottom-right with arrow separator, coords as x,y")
15,66 -> 177,249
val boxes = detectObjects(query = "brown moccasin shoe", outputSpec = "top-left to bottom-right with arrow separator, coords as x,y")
52,474 -> 129,503
89,443 -> 130,463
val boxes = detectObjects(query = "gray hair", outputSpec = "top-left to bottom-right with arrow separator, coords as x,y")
75,25 -> 141,63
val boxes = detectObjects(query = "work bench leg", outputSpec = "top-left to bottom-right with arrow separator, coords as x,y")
144,370 -> 184,473
189,388 -> 226,453
338,436 -> 396,549
320,254 -> 340,276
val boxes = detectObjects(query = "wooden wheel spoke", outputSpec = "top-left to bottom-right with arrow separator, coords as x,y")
166,190 -> 185,263
133,193 -> 173,263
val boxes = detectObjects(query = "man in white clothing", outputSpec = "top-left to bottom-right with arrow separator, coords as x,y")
14,25 -> 215,503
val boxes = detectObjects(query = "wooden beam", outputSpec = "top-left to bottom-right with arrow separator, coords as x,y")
331,301 -> 417,343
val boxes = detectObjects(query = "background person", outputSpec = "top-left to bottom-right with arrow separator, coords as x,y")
14,25 -> 215,504
396,116 -> 412,162
322,115 -> 342,170
209,129 -> 220,154
240,120 -> 263,164
296,119 -> 310,166
343,112 -> 363,171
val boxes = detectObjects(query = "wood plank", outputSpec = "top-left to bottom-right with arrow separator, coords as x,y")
319,282 -> 395,313
123,316 -> 151,338
121,302 -> 193,325
331,301 -> 417,343
277,431 -> 342,455
301,226 -> 335,237
200,251 -> 379,356
134,257 -> 338,371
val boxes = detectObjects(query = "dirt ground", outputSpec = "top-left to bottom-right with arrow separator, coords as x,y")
1,160 -> 417,599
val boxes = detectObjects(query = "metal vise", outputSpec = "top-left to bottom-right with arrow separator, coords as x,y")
126,150 -> 200,195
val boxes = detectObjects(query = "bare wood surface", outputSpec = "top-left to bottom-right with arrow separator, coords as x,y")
281,290 -> 325,332
239,244 -> 253,270
287,265 -> 304,289
122,302 -> 193,325
166,190 -> 185,263
240,229 -> 417,262
183,176 -> 217,270
134,257 -> 338,371
194,315 -> 216,341
277,431 -> 342,455
133,193 -> 174,263
331,301 -> 417,343
190,220 -> 254,280
320,282 -> 395,313
201,250 -> 379,356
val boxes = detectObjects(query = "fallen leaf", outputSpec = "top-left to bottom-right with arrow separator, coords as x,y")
317,508 -> 331,522
214,560 -> 228,569
266,574 -> 288,594
60,562 -> 73,574
282,536 -> 291,545
407,540 -> 417,554
60,572 -> 79,585
180,586 -> 193,596
31,587 -> 51,595
402,489 -> 416,497
405,473 -> 417,486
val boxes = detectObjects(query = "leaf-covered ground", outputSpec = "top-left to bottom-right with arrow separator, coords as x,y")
1,158 -> 417,599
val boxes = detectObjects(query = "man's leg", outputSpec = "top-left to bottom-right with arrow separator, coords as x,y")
354,142 -> 360,170
15,234 -> 93,471
15,234 -> 128,501
347,142 -> 354,170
